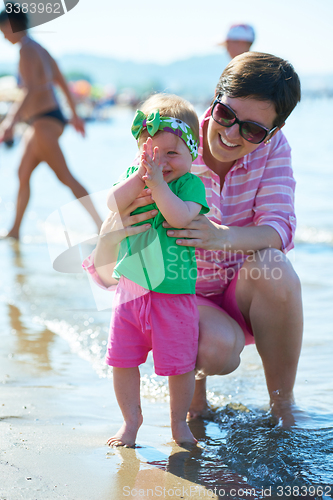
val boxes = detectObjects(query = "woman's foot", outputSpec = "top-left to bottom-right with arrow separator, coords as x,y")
171,420 -> 197,446
270,394 -> 296,428
187,378 -> 211,420
107,415 -> 143,448
0,229 -> 19,240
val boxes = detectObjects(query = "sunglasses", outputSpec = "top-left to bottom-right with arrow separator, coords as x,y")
211,97 -> 277,144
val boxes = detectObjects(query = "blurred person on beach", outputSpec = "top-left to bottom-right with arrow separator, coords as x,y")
85,52 -> 303,429
218,24 -> 255,60
84,93 -> 209,447
0,2 -> 102,240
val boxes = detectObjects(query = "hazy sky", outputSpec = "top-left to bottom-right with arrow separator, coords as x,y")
0,0 -> 332,75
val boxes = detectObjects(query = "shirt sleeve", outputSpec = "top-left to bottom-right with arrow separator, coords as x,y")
253,134 -> 296,252
177,173 -> 210,214
82,250 -> 117,291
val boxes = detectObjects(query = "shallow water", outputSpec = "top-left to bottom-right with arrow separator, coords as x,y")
0,100 -> 332,496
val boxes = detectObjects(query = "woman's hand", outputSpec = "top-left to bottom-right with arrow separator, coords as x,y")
99,188 -> 157,246
163,215 -> 282,253
163,215 -> 229,251
117,188 -> 158,231
0,121 -> 14,143
93,189 -> 157,285
70,114 -> 86,137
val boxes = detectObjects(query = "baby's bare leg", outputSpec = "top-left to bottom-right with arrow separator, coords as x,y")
107,367 -> 143,447
169,370 -> 197,445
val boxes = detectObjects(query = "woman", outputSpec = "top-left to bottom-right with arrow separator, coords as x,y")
84,52 -> 303,427
0,4 -> 102,239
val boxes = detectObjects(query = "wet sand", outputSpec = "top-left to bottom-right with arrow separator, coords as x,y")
0,297 -> 220,500
0,291 -> 271,500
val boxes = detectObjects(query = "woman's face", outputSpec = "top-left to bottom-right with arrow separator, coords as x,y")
207,95 -> 278,164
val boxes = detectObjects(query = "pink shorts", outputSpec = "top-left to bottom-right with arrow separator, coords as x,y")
106,276 -> 199,376
196,269 -> 255,346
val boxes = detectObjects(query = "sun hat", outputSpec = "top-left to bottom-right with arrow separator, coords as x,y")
219,24 -> 255,45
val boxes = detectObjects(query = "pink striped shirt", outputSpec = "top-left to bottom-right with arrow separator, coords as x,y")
192,108 -> 296,297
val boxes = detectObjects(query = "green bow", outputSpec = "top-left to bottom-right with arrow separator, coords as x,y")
131,109 -> 161,140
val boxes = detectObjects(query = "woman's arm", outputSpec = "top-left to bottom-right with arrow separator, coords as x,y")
50,56 -> 85,136
92,212 -> 126,287
107,168 -> 146,213
92,190 -> 158,287
163,217 -> 282,253
165,133 -> 295,253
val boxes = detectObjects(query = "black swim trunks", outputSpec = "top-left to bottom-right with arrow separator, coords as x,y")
29,108 -> 67,126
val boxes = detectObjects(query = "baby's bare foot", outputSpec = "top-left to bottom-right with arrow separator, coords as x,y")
171,420 -> 197,446
107,416 -> 143,448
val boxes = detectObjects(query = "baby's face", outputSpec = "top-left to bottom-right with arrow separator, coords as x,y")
139,131 -> 192,183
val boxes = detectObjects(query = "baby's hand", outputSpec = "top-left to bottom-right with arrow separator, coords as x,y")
141,137 -> 164,189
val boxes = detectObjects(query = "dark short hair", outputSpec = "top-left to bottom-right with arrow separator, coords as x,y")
215,52 -> 301,128
0,3 -> 29,31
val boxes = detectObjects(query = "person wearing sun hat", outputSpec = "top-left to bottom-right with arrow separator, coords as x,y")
219,23 -> 255,59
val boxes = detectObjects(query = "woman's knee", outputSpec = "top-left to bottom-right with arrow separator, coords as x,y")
242,248 -> 301,302
17,151 -> 39,184
55,172 -> 74,186
18,168 -> 31,185
196,310 -> 245,376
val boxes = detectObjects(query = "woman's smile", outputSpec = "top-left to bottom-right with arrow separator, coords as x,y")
207,95 -> 278,164
219,133 -> 239,149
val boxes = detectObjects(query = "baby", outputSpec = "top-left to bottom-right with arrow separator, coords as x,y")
106,93 -> 209,447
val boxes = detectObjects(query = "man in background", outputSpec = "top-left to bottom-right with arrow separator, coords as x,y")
218,24 -> 255,59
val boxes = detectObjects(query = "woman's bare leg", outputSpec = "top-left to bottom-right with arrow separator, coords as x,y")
189,250 -> 302,427
169,371 -> 197,445
107,367 -> 143,447
33,119 -> 102,231
6,129 -> 41,239
235,249 -> 303,426
188,307 -> 245,419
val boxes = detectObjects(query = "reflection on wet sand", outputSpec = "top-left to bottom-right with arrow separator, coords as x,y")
9,239 -> 23,269
7,303 -> 56,372
108,420 -> 264,500
4,242 -> 56,372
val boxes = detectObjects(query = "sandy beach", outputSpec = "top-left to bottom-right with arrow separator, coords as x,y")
0,298 -> 217,500
1,281 -> 273,500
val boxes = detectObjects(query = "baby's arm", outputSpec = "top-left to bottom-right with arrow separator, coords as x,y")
107,164 -> 146,212
142,139 -> 202,228
152,188 -> 202,228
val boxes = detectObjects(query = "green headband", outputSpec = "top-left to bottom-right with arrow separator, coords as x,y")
131,109 -> 199,161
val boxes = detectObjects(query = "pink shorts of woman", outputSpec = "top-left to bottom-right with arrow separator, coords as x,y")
196,269 -> 255,346
106,276 -> 200,376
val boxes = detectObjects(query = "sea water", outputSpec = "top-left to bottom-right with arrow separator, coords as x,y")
0,99 -> 332,497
